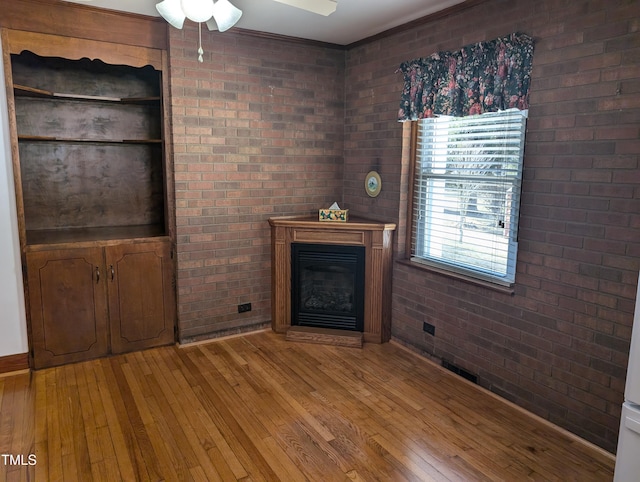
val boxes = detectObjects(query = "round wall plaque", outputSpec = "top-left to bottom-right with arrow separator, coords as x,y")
365,171 -> 382,197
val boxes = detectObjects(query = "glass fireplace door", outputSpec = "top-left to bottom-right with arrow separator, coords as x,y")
291,243 -> 365,332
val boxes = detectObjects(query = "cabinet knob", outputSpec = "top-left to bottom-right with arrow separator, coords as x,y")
96,266 -> 100,283
110,265 -> 115,281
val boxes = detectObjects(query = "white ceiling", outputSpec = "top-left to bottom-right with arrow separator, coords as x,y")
65,0 -> 466,45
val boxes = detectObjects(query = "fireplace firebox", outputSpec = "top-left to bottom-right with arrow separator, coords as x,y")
291,243 -> 365,332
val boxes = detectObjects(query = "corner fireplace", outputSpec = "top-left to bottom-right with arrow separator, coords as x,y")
269,215 -> 396,343
291,243 -> 365,332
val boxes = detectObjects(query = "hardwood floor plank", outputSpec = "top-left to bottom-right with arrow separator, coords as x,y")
120,358 -> 184,482
236,372 -> 355,480
144,349 -> 226,481
0,377 -> 8,453
317,404 -> 408,481
96,425 -> 127,482
58,366 -> 81,481
184,347 -> 271,479
370,432 -> 443,482
319,380 -> 456,481
177,350 -> 255,480
270,420 -> 341,482
107,357 -> 163,481
93,360 -> 137,481
83,369 -> 110,474
72,365 -> 98,463
234,346 -> 336,444
327,346 -> 545,480
189,465 -> 211,482
212,343 -> 348,480
1,375 -> 33,482
0,331 -> 615,481
260,435 -> 310,481
13,375 -> 34,459
99,361 -> 150,481
31,370 -> 47,481
120,360 -> 155,427
145,394 -> 194,481
82,363 -> 108,429
45,369 -> 63,481
184,364 -> 298,481
248,353 -> 393,480
176,347 -> 281,481
69,368 -> 93,481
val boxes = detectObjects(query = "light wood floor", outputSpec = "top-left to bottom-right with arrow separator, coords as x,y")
0,331 -> 615,481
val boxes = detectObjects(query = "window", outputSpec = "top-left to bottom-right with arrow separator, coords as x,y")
410,109 -> 527,286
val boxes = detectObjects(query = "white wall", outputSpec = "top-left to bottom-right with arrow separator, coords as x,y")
0,41 -> 28,357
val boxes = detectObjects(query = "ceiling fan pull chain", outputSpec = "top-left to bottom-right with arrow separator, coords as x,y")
197,22 -> 204,63
156,0 -> 243,61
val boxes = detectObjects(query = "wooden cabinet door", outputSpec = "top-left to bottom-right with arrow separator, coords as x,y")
26,247 -> 109,369
106,241 -> 175,354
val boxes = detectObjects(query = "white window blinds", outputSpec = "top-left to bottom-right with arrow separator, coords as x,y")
411,109 -> 527,286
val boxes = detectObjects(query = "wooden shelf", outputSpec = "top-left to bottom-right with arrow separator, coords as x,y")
13,84 -> 50,98
120,97 -> 162,105
18,135 -> 162,144
11,45 -> 175,370
269,215 -> 397,232
13,84 -> 160,104
25,224 -> 167,249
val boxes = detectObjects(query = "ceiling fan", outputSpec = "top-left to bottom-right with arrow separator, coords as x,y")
156,0 -> 337,61
155,0 -> 337,32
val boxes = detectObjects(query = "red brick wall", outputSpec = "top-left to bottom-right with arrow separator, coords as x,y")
167,0 -> 638,452
344,0 -> 639,452
168,29 -> 345,341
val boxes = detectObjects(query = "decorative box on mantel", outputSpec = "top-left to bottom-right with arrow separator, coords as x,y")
319,208 -> 348,222
268,215 -> 396,344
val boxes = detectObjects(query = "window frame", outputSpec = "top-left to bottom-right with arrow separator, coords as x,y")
406,109 -> 527,289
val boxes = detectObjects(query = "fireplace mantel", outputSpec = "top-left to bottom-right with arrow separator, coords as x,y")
269,215 -> 396,343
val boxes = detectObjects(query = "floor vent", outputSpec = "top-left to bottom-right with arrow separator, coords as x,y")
441,360 -> 478,384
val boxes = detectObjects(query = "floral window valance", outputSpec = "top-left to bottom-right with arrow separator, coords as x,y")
397,32 -> 535,121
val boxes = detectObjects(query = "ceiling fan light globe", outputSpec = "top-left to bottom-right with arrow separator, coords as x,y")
156,0 -> 186,28
212,0 -> 242,32
181,0 -> 214,23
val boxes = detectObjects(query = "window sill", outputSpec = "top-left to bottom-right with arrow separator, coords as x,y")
396,258 -> 515,296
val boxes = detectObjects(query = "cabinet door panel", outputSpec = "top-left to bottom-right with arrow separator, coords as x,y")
107,241 -> 175,354
27,248 -> 109,369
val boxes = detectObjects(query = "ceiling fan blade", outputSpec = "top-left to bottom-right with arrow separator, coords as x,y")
271,0 -> 337,16
205,18 -> 218,31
